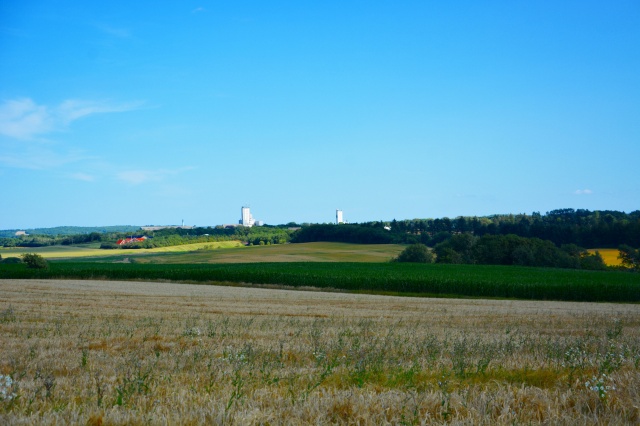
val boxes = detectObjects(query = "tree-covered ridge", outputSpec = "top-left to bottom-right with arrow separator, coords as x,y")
291,209 -> 640,248
2,209 -> 639,255
387,209 -> 640,247
291,224 -> 399,244
0,225 -> 140,238
108,226 -> 292,249
433,234 -> 607,270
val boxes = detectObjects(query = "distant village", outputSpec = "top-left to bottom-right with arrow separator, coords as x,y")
111,207 -> 347,246
10,206 -> 347,239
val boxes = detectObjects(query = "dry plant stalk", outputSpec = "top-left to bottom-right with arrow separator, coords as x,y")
0,279 -> 639,425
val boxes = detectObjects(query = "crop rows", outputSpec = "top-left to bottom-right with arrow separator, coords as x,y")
2,262 -> 639,302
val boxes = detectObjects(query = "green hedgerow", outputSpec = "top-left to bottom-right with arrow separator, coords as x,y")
21,253 -> 49,269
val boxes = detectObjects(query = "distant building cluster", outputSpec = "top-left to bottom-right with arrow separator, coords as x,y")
135,206 -> 343,231
239,206 -> 263,227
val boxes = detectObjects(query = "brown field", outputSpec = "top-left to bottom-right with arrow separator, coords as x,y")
132,242 -> 405,264
1,279 -> 639,425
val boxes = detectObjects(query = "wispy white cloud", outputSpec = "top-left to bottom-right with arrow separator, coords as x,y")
574,189 -> 593,195
0,147 -> 94,170
70,172 -> 95,182
117,167 -> 195,185
0,98 -> 53,140
192,7 -> 206,13
0,98 -> 144,141
57,99 -> 143,124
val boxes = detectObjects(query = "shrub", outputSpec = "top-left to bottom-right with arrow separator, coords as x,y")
100,242 -> 120,249
1,257 -> 23,264
21,253 -> 49,269
618,245 -> 640,271
580,251 -> 607,271
394,243 -> 434,263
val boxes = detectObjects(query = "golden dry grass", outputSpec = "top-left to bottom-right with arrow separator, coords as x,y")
1,279 -> 639,425
0,241 -> 244,260
588,248 -> 623,266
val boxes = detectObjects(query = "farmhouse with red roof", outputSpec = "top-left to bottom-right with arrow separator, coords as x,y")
116,236 -> 148,245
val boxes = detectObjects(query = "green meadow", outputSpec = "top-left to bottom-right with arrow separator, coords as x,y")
129,242 -> 404,264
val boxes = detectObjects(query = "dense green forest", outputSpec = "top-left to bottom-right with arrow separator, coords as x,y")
291,209 -> 640,248
431,234 -> 607,270
0,225 -> 140,238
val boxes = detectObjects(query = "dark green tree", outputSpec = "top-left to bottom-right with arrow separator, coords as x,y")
618,245 -> 640,271
394,244 -> 434,263
580,251 -> 607,271
21,253 -> 49,269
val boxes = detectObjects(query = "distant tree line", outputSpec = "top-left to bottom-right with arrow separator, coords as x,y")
291,209 -> 640,248
0,232 -> 109,248
292,209 -> 640,271
385,209 -> 640,248
0,226 -> 294,249
101,226 -> 293,249
431,234 -> 607,270
291,224 -> 399,244
0,225 -> 139,238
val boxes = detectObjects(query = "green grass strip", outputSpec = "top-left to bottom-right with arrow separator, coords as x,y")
1,262 -> 639,302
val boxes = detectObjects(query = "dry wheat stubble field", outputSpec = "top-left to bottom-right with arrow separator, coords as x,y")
1,279 -> 639,425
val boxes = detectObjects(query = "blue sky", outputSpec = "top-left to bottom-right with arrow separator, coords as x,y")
1,1 -> 639,229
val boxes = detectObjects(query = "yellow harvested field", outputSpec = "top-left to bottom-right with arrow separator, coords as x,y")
0,241 -> 244,260
588,248 -> 623,266
1,279 -> 639,424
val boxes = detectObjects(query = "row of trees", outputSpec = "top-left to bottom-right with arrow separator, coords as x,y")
291,224 -> 399,244
289,209 -> 640,251
0,225 -> 139,238
394,236 -> 607,271
431,234 -> 607,270
1,232 -> 128,248
382,209 -> 640,247
102,226 -> 293,249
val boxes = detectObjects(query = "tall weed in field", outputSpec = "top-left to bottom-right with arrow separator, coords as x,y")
1,281 -> 640,424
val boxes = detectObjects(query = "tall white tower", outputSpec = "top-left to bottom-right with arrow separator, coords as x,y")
240,206 -> 255,227
336,209 -> 343,224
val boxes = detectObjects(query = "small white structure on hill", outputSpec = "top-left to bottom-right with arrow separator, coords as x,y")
336,209 -> 344,224
240,206 -> 256,227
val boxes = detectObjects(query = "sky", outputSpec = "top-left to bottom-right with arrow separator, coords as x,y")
1,1 -> 639,229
